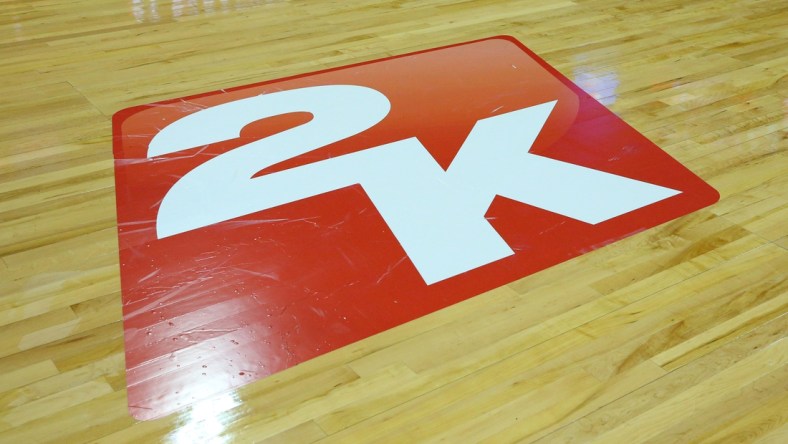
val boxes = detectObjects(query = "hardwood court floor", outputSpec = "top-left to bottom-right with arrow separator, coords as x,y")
1,0 -> 786,442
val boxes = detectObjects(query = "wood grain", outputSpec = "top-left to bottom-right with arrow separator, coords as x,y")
0,0 -> 785,442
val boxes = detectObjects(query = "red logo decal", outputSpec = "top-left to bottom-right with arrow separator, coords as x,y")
113,36 -> 718,419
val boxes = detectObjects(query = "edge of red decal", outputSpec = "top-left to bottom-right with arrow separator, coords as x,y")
112,36 -> 719,420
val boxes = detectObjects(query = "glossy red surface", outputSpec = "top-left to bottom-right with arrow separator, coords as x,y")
112,36 -> 719,420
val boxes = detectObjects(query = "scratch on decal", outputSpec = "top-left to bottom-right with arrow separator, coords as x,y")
336,247 -> 355,267
178,99 -> 210,112
278,216 -> 321,228
229,266 -> 280,281
376,256 -> 407,285
538,220 -> 567,235
124,275 -> 215,320
149,197 -> 165,210
219,218 -> 291,230
138,269 -> 161,283
326,219 -> 347,230
325,280 -> 361,298
149,150 -> 212,163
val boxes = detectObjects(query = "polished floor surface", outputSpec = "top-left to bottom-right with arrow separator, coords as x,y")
1,0 -> 787,442
112,36 -> 719,421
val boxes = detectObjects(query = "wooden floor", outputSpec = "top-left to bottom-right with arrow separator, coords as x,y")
1,0 -> 786,442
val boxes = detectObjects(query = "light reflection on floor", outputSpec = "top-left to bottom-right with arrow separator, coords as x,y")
169,391 -> 240,444
572,66 -> 620,106
131,0 -> 286,23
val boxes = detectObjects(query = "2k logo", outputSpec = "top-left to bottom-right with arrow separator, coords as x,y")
113,37 -> 718,420
151,85 -> 678,284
